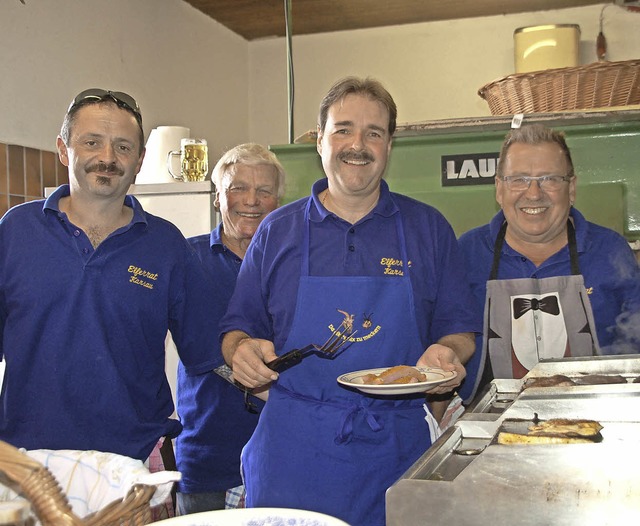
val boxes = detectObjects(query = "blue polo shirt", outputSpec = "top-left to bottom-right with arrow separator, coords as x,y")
0,185 -> 221,461
176,224 -> 264,493
458,209 -> 640,401
220,179 -> 481,354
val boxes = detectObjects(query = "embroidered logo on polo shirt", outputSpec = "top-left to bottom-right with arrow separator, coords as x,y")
586,287 -> 593,295
128,265 -> 158,290
380,257 -> 412,276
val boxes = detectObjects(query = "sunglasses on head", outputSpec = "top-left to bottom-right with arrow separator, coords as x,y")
67,88 -> 142,122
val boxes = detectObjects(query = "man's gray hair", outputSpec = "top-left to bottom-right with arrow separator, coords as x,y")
211,143 -> 286,199
498,123 -> 575,178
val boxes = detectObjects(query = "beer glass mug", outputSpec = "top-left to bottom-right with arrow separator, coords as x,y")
167,138 -> 209,182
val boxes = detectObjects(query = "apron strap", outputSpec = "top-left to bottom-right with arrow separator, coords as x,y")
481,295 -> 497,390
273,384 -> 423,445
335,405 -> 384,445
489,221 -> 508,280
490,218 -> 580,279
484,221 -> 507,384
567,219 -> 581,275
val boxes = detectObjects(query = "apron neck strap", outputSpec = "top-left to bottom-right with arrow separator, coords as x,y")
567,219 -> 580,275
489,221 -> 508,280
302,198 -> 312,276
490,218 -> 580,279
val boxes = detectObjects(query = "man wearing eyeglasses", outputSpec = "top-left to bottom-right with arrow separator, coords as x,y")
0,89 -> 222,463
458,123 -> 640,401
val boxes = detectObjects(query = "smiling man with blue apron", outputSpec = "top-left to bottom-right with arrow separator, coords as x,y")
220,78 -> 479,526
458,124 -> 640,402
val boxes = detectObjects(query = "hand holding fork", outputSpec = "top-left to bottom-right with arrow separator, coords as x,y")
222,316 -> 357,412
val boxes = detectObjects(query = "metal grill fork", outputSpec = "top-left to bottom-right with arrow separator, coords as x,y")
266,319 -> 357,372
239,318 -> 356,413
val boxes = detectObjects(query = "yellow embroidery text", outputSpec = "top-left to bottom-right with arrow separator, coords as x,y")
128,265 -> 158,290
380,257 -> 412,276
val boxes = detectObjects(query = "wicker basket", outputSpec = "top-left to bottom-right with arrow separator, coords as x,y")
0,440 -> 156,526
478,59 -> 640,115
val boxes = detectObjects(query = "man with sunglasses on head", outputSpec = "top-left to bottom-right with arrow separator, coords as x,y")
458,123 -> 640,403
0,89 -> 222,463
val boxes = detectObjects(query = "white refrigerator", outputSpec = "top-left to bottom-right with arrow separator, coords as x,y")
128,180 -> 217,238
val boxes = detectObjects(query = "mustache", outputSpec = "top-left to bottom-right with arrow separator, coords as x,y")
338,151 -> 374,163
86,162 -> 124,176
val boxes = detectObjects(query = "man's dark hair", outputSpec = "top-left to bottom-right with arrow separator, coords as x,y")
60,96 -> 144,155
318,76 -> 397,136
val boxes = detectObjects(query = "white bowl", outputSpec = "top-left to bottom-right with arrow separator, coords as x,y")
149,507 -> 351,526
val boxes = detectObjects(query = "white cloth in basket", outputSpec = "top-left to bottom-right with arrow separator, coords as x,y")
0,448 -> 180,521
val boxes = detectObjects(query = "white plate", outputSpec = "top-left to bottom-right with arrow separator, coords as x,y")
337,366 -> 457,395
149,508 -> 350,526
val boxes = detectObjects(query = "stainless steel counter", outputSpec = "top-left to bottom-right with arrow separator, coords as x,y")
386,355 -> 640,526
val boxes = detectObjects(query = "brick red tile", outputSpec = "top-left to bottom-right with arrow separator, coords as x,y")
0,193 -> 7,218
8,145 -> 25,195
56,156 -> 69,185
25,147 -> 41,197
8,195 -> 25,209
42,150 -> 58,191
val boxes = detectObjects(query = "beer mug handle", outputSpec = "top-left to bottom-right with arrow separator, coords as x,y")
166,150 -> 183,180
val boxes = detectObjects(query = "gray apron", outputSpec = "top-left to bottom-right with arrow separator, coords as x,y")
480,220 -> 600,383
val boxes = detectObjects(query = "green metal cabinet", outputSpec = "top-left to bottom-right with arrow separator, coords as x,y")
270,110 -> 640,240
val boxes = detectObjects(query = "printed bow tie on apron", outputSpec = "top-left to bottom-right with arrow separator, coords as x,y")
513,295 -> 560,319
478,219 -> 600,383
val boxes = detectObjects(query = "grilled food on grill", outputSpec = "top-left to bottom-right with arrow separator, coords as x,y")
361,365 -> 427,385
523,375 -> 576,388
524,373 -> 630,389
497,432 -> 596,444
573,374 -> 627,385
528,418 -> 603,437
497,418 -> 604,445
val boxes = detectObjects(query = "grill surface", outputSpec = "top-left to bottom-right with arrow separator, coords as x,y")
386,355 -> 640,526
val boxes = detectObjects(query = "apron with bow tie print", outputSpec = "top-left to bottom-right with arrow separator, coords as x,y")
482,220 -> 600,380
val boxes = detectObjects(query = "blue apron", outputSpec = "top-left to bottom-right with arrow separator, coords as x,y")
242,198 -> 435,526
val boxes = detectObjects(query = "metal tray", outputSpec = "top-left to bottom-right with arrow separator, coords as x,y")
526,354 -> 640,379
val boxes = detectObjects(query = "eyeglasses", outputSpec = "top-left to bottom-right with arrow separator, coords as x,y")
67,88 -> 142,124
499,175 -> 574,191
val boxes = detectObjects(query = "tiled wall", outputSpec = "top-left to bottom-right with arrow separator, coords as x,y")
0,142 -> 69,217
